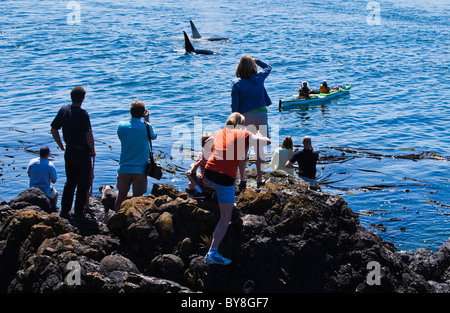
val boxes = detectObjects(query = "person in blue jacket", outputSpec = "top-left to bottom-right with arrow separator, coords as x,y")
231,56 -> 272,188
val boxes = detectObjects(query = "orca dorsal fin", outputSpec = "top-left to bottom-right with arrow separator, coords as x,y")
183,31 -> 196,53
190,20 -> 202,39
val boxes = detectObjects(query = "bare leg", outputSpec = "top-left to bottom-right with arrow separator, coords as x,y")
114,191 -> 129,212
256,158 -> 264,183
210,202 -> 234,249
51,192 -> 59,210
238,160 -> 246,183
186,172 -> 198,190
255,140 -> 265,184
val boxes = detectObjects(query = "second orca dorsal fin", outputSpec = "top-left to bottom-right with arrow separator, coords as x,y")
183,31 -> 196,53
190,20 -> 202,39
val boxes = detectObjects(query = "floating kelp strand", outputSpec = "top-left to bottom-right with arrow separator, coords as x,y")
359,183 -> 430,190
358,208 -> 393,216
17,140 -> 32,145
320,176 -> 352,186
426,198 -> 450,209
23,149 -> 40,156
8,127 -> 27,134
94,139 -> 113,151
403,177 -> 423,182
318,154 -> 356,164
370,223 -> 387,232
357,168 -> 384,174
323,182 -> 428,193
323,146 -> 449,161
154,149 -> 167,160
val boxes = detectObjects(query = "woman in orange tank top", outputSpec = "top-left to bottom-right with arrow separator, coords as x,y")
204,113 -> 271,265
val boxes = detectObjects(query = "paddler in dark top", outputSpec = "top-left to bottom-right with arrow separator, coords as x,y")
298,81 -> 311,98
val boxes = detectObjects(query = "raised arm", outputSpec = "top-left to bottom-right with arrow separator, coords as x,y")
255,59 -> 272,79
144,110 -> 157,140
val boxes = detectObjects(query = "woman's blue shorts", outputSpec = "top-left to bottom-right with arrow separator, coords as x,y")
206,179 -> 235,204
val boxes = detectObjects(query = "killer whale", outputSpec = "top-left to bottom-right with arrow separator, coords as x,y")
183,31 -> 216,55
190,20 -> 229,41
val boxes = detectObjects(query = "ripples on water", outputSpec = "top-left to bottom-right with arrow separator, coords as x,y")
0,0 -> 449,250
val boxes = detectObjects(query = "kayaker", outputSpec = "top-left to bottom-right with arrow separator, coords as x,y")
298,81 -> 311,98
231,55 -> 272,189
320,80 -> 331,94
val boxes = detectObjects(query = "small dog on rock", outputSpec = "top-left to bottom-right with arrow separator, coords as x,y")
99,185 -> 132,215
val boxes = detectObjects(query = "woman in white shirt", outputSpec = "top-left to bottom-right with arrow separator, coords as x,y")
269,136 -> 296,176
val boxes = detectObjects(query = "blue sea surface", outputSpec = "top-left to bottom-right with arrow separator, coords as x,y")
0,0 -> 449,251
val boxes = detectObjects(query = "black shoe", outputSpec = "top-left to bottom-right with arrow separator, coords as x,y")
257,180 -> 266,188
73,210 -> 88,220
59,211 -> 70,220
238,181 -> 247,192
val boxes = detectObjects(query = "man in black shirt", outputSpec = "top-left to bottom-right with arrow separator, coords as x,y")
51,86 -> 95,218
285,136 -> 318,186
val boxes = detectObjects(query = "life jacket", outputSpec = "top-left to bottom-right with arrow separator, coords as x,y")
319,85 -> 329,93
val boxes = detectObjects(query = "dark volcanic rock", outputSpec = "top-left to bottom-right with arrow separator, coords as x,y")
9,187 -> 55,214
399,239 -> 450,292
0,172 -> 448,293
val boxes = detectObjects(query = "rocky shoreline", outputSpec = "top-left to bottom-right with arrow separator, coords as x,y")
0,170 -> 449,293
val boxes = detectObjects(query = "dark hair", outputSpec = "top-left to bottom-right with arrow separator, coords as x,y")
130,100 -> 146,118
71,86 -> 86,103
236,55 -> 258,79
39,146 -> 50,157
281,136 -> 293,150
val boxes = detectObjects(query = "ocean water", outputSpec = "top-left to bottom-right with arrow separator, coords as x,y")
0,0 -> 448,251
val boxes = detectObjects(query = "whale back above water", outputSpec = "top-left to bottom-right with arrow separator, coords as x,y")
183,31 -> 216,55
189,20 -> 229,42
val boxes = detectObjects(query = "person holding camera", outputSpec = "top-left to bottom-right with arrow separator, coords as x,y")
115,100 -> 157,211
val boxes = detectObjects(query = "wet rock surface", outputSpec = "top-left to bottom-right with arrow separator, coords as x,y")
0,171 -> 448,293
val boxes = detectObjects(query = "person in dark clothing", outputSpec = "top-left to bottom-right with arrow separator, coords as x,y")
51,86 -> 95,219
298,81 -> 311,98
285,136 -> 318,186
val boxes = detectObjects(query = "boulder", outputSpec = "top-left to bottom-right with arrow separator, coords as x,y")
100,254 -> 140,274
151,254 -> 185,282
155,212 -> 174,244
9,188 -> 54,213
